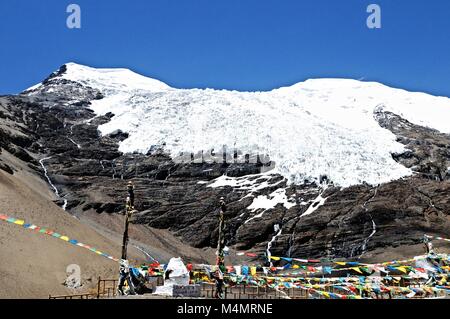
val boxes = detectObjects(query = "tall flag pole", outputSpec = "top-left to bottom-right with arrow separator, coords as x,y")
214,196 -> 227,298
121,181 -> 135,260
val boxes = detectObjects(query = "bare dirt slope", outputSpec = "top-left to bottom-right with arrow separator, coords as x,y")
76,211 -> 218,265
0,167 -> 128,298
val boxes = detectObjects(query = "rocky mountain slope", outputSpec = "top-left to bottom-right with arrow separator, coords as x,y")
1,63 -> 449,269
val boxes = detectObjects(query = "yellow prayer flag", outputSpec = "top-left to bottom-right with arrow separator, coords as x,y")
351,267 -> 363,274
60,236 -> 70,241
251,267 -> 257,276
335,262 -> 346,266
397,266 -> 408,273
14,220 -> 25,225
270,256 -> 281,261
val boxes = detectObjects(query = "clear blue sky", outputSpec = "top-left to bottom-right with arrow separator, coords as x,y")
0,0 -> 449,96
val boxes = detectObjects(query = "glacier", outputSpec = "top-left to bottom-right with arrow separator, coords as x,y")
30,62 -> 450,187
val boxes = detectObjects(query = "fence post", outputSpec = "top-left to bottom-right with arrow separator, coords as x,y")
97,276 -> 101,299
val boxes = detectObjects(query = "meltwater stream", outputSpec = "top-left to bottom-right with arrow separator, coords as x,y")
267,224 -> 282,267
358,187 -> 379,258
39,157 -> 68,211
68,137 -> 81,149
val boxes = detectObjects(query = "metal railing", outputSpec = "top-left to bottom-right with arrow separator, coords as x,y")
49,276 -> 164,299
199,283 -> 309,299
49,277 -> 117,299
49,293 -> 98,299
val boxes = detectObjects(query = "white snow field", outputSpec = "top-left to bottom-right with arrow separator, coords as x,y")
33,63 -> 450,187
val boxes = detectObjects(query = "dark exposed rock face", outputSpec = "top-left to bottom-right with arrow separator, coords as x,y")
375,109 -> 450,181
1,69 -> 449,263
284,179 -> 450,259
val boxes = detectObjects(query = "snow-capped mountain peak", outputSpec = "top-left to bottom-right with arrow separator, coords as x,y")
25,63 -> 450,187
25,62 -> 170,94
61,62 -> 171,92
